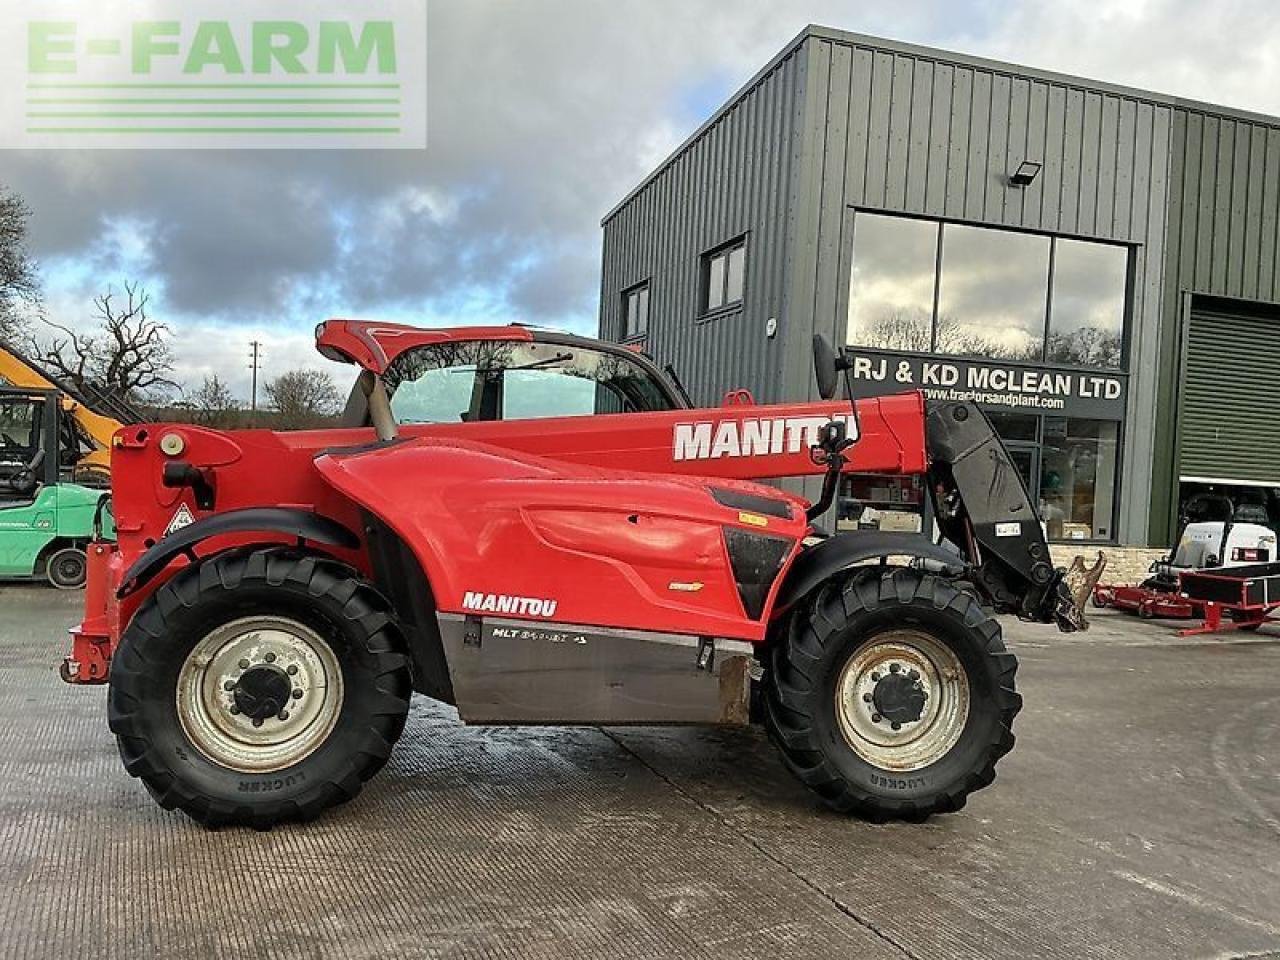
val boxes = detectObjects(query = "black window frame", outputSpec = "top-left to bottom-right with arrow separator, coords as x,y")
844,209 -> 1133,375
700,235 -> 747,318
621,280 -> 650,342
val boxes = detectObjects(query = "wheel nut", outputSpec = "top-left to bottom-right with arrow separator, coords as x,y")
292,688 -> 303,699
223,680 -> 235,691
871,713 -> 882,723
907,668 -> 919,680
278,711 -> 289,722
862,692 -> 873,703
238,658 -> 250,670
891,721 -> 901,731
252,718 -> 264,728
264,652 -> 277,663
287,664 -> 298,675
890,663 -> 901,674
229,705 -> 240,715
870,671 -> 881,682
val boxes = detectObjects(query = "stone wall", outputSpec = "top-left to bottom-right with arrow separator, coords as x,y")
1050,545 -> 1166,584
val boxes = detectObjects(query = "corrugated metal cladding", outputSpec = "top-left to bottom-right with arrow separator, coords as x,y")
599,48 -> 802,405
1152,113 -> 1280,533
601,25 -> 1280,546
1179,308 -> 1280,483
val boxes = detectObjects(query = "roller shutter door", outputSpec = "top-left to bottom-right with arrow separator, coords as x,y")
1179,309 -> 1280,483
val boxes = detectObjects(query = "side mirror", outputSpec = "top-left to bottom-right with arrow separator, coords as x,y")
812,334 -> 841,400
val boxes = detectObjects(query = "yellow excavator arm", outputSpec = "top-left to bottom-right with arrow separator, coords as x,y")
0,342 -> 124,483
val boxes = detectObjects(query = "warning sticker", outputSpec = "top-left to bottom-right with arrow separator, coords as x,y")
994,521 -> 1022,538
164,503 -> 196,537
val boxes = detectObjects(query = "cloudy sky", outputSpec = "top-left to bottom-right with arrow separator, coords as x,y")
6,0 -> 1280,402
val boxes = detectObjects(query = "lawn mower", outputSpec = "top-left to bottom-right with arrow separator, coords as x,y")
62,321 -> 1103,828
1093,493 -> 1277,620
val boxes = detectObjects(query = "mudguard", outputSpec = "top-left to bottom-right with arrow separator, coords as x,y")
116,507 -> 360,598
773,531 -> 964,611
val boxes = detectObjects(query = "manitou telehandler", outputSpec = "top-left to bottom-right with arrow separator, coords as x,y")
62,320 -> 1103,828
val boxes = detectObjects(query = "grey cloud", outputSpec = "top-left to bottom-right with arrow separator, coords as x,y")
5,0 -> 1280,376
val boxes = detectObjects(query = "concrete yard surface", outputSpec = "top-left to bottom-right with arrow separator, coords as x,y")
1,584 -> 1278,959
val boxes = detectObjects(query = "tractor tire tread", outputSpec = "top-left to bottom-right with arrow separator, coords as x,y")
764,566 -> 1021,821
108,547 -> 411,829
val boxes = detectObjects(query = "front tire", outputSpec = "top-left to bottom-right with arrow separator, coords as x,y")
108,548 -> 412,829
765,567 -> 1021,820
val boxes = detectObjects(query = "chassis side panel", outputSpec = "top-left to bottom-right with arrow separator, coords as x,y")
313,438 -> 808,643
438,614 -> 752,725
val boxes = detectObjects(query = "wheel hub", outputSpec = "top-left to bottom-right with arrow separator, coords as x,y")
175,616 -> 345,773
871,670 -> 927,724
834,630 -> 971,772
232,664 -> 293,722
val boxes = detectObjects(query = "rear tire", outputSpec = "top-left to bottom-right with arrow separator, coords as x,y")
46,546 -> 88,589
108,548 -> 411,829
764,567 -> 1021,820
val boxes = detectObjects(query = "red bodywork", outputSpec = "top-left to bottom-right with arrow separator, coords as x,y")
66,321 -> 930,683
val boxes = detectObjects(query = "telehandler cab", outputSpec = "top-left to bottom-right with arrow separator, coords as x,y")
63,320 -> 1103,828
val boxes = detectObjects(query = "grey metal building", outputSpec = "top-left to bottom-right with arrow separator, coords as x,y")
599,25 -> 1280,549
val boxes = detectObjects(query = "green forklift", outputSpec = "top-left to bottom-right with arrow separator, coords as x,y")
0,387 -> 113,588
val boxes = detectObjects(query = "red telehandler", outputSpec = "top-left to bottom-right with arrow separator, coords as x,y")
62,320 -> 1103,828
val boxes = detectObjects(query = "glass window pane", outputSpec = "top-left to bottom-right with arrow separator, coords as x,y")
504,369 -> 598,419
386,341 -> 678,423
725,244 -> 745,303
1040,417 -> 1119,540
636,286 -> 648,335
706,253 -> 725,311
847,213 -> 937,351
937,224 -> 1050,360
836,474 -> 925,532
1048,239 -> 1126,368
624,285 -> 648,338
986,411 -> 1039,443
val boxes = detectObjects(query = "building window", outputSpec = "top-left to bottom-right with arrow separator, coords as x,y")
1047,239 -> 1126,369
847,213 -> 936,350
837,473 -> 926,533
622,282 -> 649,340
986,412 -> 1120,541
703,238 -> 746,313
936,224 -> 1050,361
846,212 -> 1129,370
1041,418 -> 1119,541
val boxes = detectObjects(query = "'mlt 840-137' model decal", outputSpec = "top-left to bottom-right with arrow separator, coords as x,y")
672,413 -> 859,461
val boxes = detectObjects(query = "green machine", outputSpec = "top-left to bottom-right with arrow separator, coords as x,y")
0,387 -> 113,588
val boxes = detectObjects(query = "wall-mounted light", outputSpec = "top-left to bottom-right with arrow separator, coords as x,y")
1009,160 -> 1042,187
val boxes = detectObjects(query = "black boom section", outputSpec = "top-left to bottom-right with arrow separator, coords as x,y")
774,531 -> 963,611
925,400 -> 1070,625
117,507 -> 360,598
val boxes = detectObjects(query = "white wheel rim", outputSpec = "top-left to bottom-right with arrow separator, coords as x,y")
176,616 -> 345,773
834,630 -> 970,772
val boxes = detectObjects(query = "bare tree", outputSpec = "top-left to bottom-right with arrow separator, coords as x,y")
34,281 -> 175,400
265,368 -> 341,429
0,186 -> 41,341
187,374 -> 239,426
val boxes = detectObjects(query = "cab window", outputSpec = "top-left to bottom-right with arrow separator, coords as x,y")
384,340 -> 678,424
